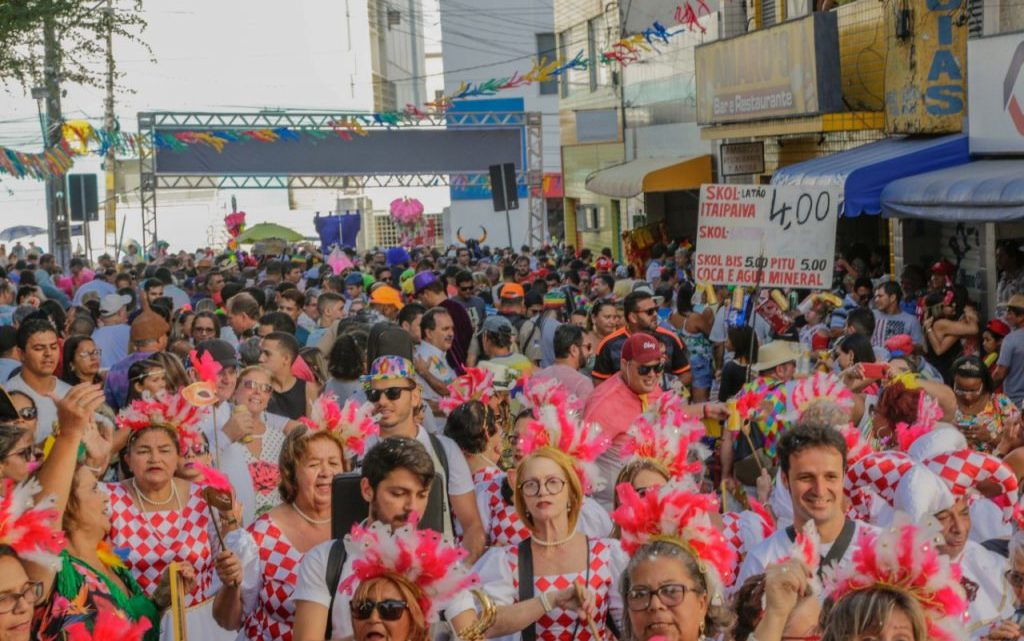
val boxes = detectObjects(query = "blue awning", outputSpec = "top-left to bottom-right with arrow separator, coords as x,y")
770,134 -> 969,217
881,160 -> 1024,222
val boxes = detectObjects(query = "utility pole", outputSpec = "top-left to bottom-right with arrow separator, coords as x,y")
42,2 -> 72,268
102,0 -> 117,258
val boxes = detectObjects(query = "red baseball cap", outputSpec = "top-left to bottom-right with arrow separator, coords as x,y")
987,318 -> 1011,338
621,333 -> 662,364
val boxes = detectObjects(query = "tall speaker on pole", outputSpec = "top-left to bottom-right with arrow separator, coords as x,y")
488,163 -> 518,248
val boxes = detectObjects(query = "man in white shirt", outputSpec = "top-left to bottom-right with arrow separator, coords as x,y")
736,421 -> 876,588
362,355 -> 485,561
291,437 -> 475,641
5,318 -> 71,441
413,307 -> 456,417
92,293 -> 132,369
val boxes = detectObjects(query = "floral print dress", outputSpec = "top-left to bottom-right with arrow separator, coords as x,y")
245,413 -> 289,516
955,393 -> 1021,453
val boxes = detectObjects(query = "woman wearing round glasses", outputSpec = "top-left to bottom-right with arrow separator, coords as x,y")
474,410 -> 626,641
61,334 -> 104,386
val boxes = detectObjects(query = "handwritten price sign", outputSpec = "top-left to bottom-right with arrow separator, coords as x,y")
693,184 -> 841,288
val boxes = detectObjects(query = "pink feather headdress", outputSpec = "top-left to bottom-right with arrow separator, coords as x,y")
192,462 -> 233,494
722,499 -> 776,586
65,598 -> 153,641
189,349 -> 222,384
116,391 -> 204,453
339,515 -> 479,622
438,368 -> 494,415
516,404 -> 611,493
299,393 -> 380,458
776,520 -> 823,593
895,393 -> 943,451
822,521 -> 968,641
620,392 -> 710,481
519,376 -> 582,417
611,481 -> 734,604
0,478 -> 66,568
785,373 -> 854,421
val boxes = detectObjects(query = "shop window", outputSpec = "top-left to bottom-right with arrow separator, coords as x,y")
579,204 -> 601,230
536,33 -> 558,95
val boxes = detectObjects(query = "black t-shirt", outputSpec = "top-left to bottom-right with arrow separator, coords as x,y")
718,360 -> 750,402
592,327 -> 689,381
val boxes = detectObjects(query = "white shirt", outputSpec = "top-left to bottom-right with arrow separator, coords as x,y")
293,536 -> 474,640
92,324 -> 131,369
958,540 -> 1014,639
736,519 -> 878,589
414,341 -> 455,403
5,374 -> 71,441
364,427 -> 475,497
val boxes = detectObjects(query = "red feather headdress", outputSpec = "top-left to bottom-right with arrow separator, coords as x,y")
516,403 -> 611,493
785,373 -> 854,422
0,478 -> 66,568
611,481 -> 734,604
339,515 -> 479,622
520,376 -> 582,417
116,391 -> 203,453
619,392 -> 709,481
822,521 -> 968,641
64,597 -> 153,641
438,368 -> 494,415
299,393 -> 380,458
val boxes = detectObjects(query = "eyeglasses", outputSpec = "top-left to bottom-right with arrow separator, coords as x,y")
77,349 -> 102,359
350,598 -> 409,621
626,584 -> 701,611
241,379 -> 273,393
1006,570 -> 1024,588
637,363 -> 665,376
193,326 -> 216,335
14,407 -> 37,421
637,307 -> 659,316
185,441 -> 210,457
518,477 -> 566,498
367,386 -> 415,403
0,582 -> 42,614
6,446 -> 34,462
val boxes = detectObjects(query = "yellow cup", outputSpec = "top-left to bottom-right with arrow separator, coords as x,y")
726,399 -> 742,432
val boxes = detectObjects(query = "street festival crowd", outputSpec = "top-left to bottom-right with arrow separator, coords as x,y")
3,236 -> 1024,641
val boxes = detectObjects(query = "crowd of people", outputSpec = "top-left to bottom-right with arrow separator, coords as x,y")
0,236 -> 1022,641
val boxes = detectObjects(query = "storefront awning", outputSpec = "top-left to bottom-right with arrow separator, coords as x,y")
770,134 -> 969,217
585,155 -> 712,199
881,160 -> 1024,222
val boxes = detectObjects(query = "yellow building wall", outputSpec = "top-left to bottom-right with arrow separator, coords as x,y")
837,0 -> 886,112
562,142 -> 624,253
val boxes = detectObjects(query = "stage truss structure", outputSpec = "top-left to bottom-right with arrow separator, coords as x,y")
137,110 -> 544,250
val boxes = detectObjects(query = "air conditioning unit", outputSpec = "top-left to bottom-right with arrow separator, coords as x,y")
387,9 -> 401,27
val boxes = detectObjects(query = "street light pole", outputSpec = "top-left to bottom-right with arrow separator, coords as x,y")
42,2 -> 72,268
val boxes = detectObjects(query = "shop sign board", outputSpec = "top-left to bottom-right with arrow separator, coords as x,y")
720,142 -> 765,176
968,32 -> 1024,153
694,184 -> 840,288
694,12 -> 843,125
884,0 -> 967,133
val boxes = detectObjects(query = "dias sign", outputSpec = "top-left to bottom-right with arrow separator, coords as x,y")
968,33 -> 1024,153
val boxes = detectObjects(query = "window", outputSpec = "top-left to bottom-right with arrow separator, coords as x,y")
536,33 -> 558,95
579,204 -> 601,230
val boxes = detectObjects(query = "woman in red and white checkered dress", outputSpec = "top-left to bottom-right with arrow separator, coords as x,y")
472,447 -> 627,641
210,416 -> 347,641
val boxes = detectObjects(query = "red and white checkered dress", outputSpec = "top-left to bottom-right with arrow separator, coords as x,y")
495,538 -> 624,641
479,474 -> 531,547
241,514 -> 304,641
473,465 -> 501,486
106,481 -> 216,607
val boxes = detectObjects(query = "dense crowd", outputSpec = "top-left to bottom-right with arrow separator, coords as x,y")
0,237 -> 1022,641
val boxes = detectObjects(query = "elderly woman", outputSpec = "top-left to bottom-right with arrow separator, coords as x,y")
350,575 -> 430,641
474,443 -> 627,641
211,422 -> 345,640
444,400 -> 503,485
950,356 -> 1022,454
107,392 -> 236,641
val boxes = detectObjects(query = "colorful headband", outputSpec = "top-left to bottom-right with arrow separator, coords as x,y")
299,394 -> 380,458
339,516 -> 479,622
362,355 -> 416,385
516,403 -> 610,493
611,481 -> 733,605
0,478 -> 66,568
619,392 -> 709,481
116,391 -> 204,453
438,368 -> 494,415
822,521 -> 967,641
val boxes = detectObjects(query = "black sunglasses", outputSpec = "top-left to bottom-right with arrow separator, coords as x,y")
637,363 -> 665,376
367,386 -> 415,403
350,598 -> 408,621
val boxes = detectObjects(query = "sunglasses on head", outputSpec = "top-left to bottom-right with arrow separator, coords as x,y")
637,362 -> 665,376
350,598 -> 408,621
367,386 -> 415,403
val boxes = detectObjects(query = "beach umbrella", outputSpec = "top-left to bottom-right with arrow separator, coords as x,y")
235,222 -> 304,243
0,225 -> 46,241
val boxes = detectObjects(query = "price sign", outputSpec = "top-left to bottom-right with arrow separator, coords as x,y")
693,184 -> 841,288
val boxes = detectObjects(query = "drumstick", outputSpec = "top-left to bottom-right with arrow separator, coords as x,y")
574,580 -> 602,641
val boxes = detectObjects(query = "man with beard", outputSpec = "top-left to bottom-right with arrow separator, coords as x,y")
532,324 -> 594,403
592,290 -> 689,386
291,437 -> 475,641
736,421 -> 878,586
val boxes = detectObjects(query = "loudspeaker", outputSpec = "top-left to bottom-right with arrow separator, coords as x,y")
67,174 -> 99,222
488,162 -> 519,212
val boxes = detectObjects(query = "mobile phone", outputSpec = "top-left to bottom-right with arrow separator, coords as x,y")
860,362 -> 888,379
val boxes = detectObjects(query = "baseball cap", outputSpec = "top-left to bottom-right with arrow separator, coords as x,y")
196,339 -> 240,369
413,271 -> 440,295
500,283 -> 525,300
543,291 -> 566,309
130,311 -> 171,343
344,273 -> 364,287
100,293 -> 132,317
621,333 -> 662,364
369,286 -> 405,310
362,355 -> 416,384
986,318 -> 1011,338
595,256 -> 613,272
481,315 -> 514,335
632,282 -> 664,305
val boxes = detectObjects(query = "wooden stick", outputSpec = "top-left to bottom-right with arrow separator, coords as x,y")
574,581 -> 601,641
169,562 -> 188,641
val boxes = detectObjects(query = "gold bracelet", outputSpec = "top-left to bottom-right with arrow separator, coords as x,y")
456,589 -> 497,641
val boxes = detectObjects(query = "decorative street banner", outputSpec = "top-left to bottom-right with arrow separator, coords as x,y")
693,184 -> 840,288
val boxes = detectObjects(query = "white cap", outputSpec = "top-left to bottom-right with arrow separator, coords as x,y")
99,293 -> 132,317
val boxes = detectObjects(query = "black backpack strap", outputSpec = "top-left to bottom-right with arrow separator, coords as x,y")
786,519 -> 856,579
325,538 -> 347,640
518,539 -> 536,641
427,433 -> 456,536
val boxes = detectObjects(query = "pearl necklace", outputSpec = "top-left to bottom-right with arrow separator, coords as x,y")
291,502 -> 331,525
132,478 -> 178,508
532,528 -> 577,547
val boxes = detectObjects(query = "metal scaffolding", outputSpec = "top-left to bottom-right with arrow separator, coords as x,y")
137,110 -> 544,250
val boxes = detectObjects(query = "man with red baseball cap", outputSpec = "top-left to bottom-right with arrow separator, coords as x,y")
584,332 -> 726,507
